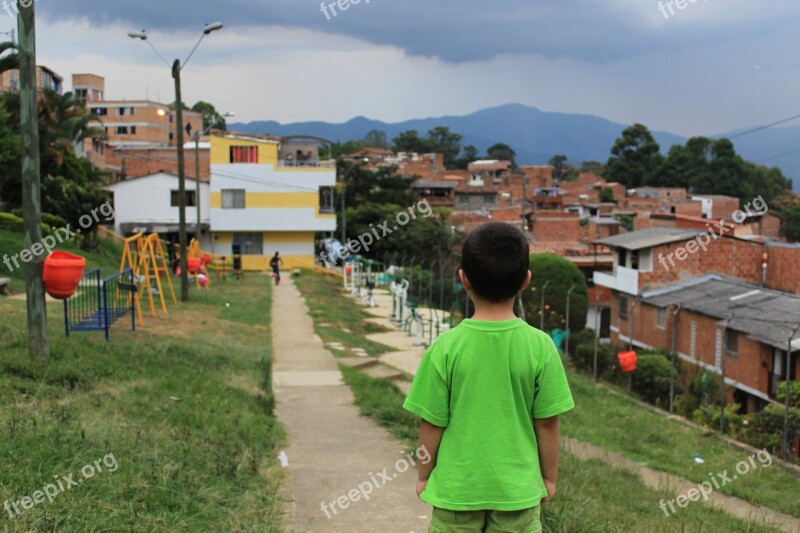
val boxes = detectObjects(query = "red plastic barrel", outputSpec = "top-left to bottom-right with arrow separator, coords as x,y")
43,251 -> 86,300
618,351 -> 637,374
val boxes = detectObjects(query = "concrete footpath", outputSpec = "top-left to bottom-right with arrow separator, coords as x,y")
272,281 -> 429,533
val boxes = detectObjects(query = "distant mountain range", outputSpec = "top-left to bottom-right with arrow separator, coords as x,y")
230,103 -> 800,190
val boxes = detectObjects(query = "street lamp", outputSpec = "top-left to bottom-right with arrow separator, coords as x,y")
194,111 -> 234,238
128,22 -> 223,302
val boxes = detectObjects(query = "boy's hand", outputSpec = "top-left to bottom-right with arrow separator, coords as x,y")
541,479 -> 556,503
416,479 -> 428,497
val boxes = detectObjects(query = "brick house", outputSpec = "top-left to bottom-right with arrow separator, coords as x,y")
593,227 -> 800,414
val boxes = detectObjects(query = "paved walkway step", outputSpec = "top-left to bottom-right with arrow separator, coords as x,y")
337,357 -> 378,369
362,364 -> 405,381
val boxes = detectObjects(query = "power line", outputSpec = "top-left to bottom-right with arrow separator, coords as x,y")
726,112 -> 800,140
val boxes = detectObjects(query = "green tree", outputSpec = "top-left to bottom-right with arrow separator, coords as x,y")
487,143 -> 516,166
580,160 -> 606,176
599,187 -> 615,203
0,40 -> 18,75
363,129 -> 388,148
426,126 -> 463,168
455,145 -> 479,169
522,254 -> 588,333
392,130 -> 434,154
779,204 -> 800,242
191,101 -> 228,131
549,154 -> 568,183
605,124 -> 663,188
0,102 -> 21,207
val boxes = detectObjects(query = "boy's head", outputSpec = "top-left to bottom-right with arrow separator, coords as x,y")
460,222 -> 530,303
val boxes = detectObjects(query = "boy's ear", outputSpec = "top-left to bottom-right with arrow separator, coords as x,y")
520,270 -> 532,292
458,269 -> 472,291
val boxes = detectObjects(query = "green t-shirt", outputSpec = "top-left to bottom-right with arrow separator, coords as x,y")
403,318 -> 574,511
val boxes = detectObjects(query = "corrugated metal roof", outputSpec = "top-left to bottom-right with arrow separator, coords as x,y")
593,227 -> 704,251
642,274 -> 800,350
412,181 -> 456,189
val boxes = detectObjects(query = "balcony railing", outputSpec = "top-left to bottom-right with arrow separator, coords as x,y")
278,159 -> 336,169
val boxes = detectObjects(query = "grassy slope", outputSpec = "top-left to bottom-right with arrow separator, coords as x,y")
299,272 -> 793,531
0,272 -> 284,531
0,228 -> 122,292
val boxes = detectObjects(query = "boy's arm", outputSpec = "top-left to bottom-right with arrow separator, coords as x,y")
416,418 -> 445,496
533,415 -> 560,503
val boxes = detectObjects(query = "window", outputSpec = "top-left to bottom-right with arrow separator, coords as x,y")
221,189 -> 245,209
619,294 -> 628,318
726,329 -> 739,357
484,195 -> 497,206
230,146 -> 259,164
116,126 -> 129,135
656,308 -> 666,330
131,126 -> 137,135
117,107 -> 126,116
170,190 -> 197,207
233,233 -> 263,255
458,195 -> 470,205
91,107 -> 108,116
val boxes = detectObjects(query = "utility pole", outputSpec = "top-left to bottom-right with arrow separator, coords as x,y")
18,0 -> 49,358
172,59 -> 189,302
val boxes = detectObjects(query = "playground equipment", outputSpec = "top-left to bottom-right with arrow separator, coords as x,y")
43,251 -> 86,300
186,238 -> 212,289
120,232 -> 176,324
63,268 -> 136,341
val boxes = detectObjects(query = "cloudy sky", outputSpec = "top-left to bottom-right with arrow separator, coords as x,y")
5,0 -> 800,136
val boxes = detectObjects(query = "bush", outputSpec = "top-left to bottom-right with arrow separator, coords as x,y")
675,394 -> 700,419
630,353 -> 681,407
740,403 -> 800,454
692,402 -> 744,435
0,212 -> 23,232
41,212 -> 67,229
567,329 -> 596,358
522,254 -> 588,333
777,381 -> 800,409
574,341 -> 616,377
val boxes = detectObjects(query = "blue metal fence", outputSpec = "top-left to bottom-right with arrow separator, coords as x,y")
63,268 -> 136,341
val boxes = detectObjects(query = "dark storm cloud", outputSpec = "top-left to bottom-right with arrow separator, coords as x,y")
37,0 -> 799,64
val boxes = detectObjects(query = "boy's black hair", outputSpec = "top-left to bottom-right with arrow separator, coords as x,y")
461,222 -> 530,303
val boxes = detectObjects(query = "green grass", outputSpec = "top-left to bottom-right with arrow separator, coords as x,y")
0,274 -> 284,531
562,373 -> 800,518
0,228 -> 122,292
339,346 -> 779,532
299,271 -> 796,530
294,270 -> 395,357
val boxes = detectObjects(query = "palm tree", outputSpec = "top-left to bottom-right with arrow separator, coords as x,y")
38,89 -> 105,170
0,40 -> 18,75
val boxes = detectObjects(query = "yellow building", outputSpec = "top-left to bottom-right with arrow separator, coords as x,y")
208,132 -> 336,270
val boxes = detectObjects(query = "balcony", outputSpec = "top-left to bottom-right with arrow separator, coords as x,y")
593,265 -> 639,295
277,159 -> 336,169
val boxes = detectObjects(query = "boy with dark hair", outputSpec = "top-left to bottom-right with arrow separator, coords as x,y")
403,222 -> 574,533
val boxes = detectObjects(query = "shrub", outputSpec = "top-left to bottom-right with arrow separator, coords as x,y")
692,402 -> 744,435
567,329 -> 596,358
522,253 -> 588,333
0,212 -> 23,232
574,341 -> 616,377
41,212 -> 67,229
777,381 -> 800,409
740,403 -> 800,455
630,353 -> 681,407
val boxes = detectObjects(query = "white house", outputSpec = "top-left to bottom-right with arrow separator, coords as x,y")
105,171 -> 210,238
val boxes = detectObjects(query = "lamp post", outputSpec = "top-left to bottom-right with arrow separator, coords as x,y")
194,111 -> 234,237
128,22 -> 223,302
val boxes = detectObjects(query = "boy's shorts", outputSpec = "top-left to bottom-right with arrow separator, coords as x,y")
429,505 -> 541,533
